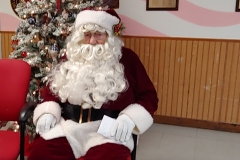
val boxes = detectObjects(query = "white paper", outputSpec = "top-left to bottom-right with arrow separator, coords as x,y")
97,115 -> 126,144
97,115 -> 115,139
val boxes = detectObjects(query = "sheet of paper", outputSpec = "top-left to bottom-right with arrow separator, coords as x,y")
97,115 -> 126,144
97,115 -> 115,138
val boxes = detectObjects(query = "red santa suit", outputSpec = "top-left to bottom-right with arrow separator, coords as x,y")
28,9 -> 158,160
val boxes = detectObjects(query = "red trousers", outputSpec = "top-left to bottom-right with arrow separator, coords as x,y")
28,136 -> 131,160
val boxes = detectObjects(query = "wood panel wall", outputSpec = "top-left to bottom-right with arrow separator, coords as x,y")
2,31 -> 240,127
122,36 -> 240,125
0,31 -> 15,58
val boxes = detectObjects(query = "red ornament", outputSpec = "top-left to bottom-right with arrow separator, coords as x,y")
21,51 -> 27,58
60,53 -> 67,62
56,0 -> 61,11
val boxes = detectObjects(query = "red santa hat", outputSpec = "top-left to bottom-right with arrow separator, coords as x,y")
75,8 -> 121,32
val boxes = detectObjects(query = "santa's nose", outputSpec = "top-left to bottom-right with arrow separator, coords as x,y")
89,36 -> 97,45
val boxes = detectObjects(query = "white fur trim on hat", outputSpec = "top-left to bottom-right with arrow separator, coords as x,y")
33,101 -> 62,125
120,104 -> 153,135
75,10 -> 119,31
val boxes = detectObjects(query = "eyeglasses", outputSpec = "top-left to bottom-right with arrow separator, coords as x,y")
84,32 -> 107,40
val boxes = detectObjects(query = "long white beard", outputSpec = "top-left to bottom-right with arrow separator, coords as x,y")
48,43 -> 127,109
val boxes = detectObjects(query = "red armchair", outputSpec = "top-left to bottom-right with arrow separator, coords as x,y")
0,59 -> 37,160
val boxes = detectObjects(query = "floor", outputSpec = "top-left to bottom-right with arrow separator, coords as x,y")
136,123 -> 240,160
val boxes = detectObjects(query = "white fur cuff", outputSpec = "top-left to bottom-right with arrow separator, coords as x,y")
33,101 -> 61,125
120,104 -> 153,135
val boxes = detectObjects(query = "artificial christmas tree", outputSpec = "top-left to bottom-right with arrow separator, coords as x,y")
10,0 -> 103,102
9,0 -> 104,141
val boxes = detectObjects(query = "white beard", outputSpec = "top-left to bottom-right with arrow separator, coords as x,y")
48,43 -> 127,109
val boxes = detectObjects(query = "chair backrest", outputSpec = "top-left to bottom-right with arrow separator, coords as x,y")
0,59 -> 31,121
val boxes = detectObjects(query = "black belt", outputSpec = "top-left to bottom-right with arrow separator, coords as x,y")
61,103 -> 120,123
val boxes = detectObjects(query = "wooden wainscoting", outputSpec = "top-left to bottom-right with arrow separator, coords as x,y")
122,36 -> 240,130
2,32 -> 240,131
0,31 -> 15,58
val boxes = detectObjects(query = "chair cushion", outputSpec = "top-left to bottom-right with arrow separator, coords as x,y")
0,130 -> 20,160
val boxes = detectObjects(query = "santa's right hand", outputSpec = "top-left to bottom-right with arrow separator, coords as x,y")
36,113 -> 56,134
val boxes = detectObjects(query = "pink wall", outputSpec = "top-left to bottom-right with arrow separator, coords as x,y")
1,0 -> 240,39
0,12 -> 21,31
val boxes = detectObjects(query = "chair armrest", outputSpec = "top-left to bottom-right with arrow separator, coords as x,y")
19,101 -> 37,123
18,101 -> 37,160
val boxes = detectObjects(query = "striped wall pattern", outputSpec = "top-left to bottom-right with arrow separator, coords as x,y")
122,36 -> 240,125
1,32 -> 15,59
2,31 -> 240,125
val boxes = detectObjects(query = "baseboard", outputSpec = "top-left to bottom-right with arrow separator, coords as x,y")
153,115 -> 240,133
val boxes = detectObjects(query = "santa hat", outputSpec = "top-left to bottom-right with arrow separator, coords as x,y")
75,9 -> 121,32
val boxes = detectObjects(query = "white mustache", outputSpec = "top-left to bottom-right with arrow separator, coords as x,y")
80,44 -> 105,61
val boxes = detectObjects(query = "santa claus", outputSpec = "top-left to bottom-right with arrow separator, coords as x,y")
28,8 -> 158,160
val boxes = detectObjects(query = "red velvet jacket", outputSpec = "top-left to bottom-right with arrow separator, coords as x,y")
41,47 -> 158,116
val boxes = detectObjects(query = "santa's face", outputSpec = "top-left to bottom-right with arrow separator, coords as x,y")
82,31 -> 107,45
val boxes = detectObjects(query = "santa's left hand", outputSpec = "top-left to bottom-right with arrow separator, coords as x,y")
110,114 -> 135,142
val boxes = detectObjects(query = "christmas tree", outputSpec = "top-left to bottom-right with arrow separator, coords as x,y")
10,0 -> 103,102
9,0 -> 104,140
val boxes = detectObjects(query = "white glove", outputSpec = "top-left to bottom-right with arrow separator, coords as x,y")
110,114 -> 135,142
36,113 -> 56,134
